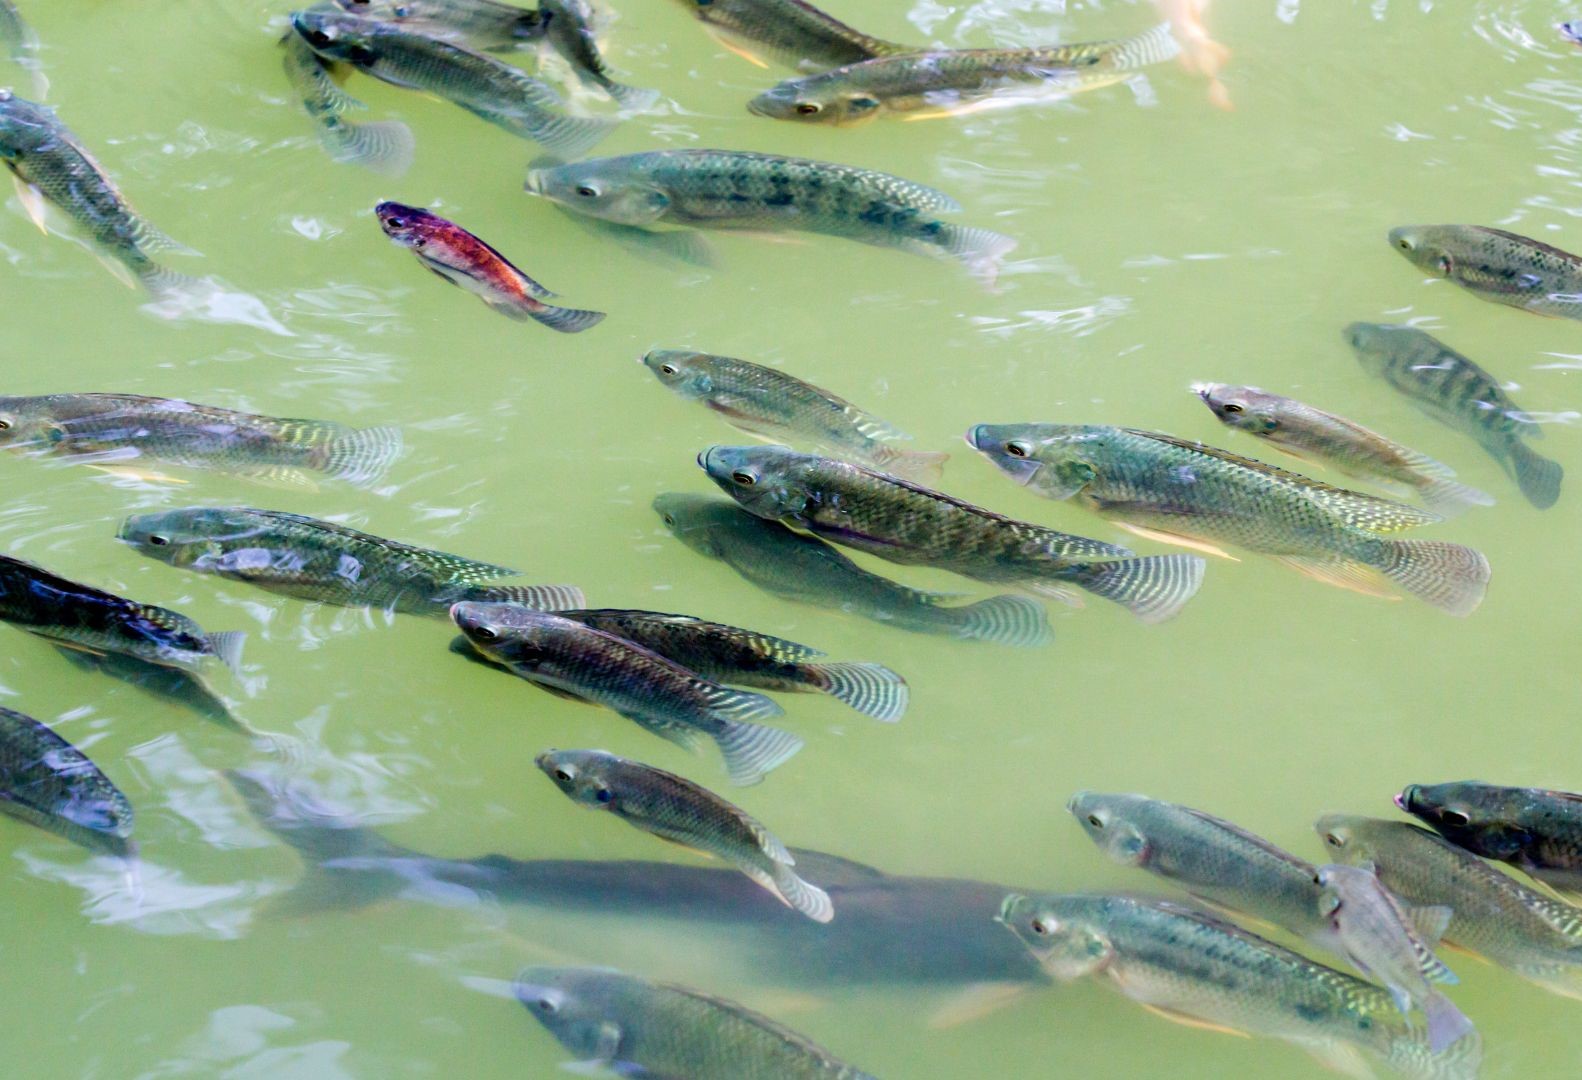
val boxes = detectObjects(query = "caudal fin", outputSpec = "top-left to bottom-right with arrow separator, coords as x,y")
943,224 -> 1017,288
528,302 -> 606,333
1416,476 -> 1495,518
525,111 -> 617,158
1422,991 -> 1476,1056
714,719 -> 804,786
1385,1024 -> 1482,1080
325,119 -> 416,177
206,631 -> 247,677
325,425 -> 403,487
606,82 -> 661,110
869,446 -> 949,485
801,662 -> 907,722
1377,539 -> 1491,616
943,594 -> 1053,646
469,584 -> 586,610
1066,555 -> 1206,624
1508,440 -> 1563,509
767,861 -> 834,923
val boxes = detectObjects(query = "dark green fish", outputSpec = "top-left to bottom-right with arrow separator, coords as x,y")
451,603 -> 802,785
517,966 -> 875,1078
539,0 -> 657,108
669,0 -> 911,71
1399,781 -> 1582,900
558,608 -> 906,721
1389,224 -> 1582,320
0,393 -> 401,488
699,446 -> 1205,623
290,10 -> 613,156
643,349 -> 947,483
536,748 -> 832,920
117,507 -> 581,616
1346,322 -> 1563,509
280,30 -> 415,176
331,0 -> 547,49
654,493 -> 1052,647
967,423 -> 1490,615
0,706 -> 133,857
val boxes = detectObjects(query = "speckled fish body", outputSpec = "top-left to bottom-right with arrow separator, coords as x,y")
669,0 -> 911,70
280,31 -> 415,175
331,0 -> 547,48
1390,223 -> 1582,320
538,0 -> 656,107
0,706 -> 133,857
1399,781 -> 1582,898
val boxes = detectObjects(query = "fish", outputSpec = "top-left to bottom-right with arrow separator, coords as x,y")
450,604 -> 802,786
331,0 -> 547,50
538,0 -> 658,108
536,748 -> 832,921
668,0 -> 912,71
280,31 -> 415,175
699,445 -> 1205,623
1315,863 -> 1472,1054
654,493 -> 1052,647
0,554 -> 244,676
557,608 -> 906,721
1389,223 -> 1582,321
1398,781 -> 1582,901
1192,383 -> 1493,518
375,201 -> 604,332
523,149 -> 1016,284
516,966 -> 876,1077
1316,814 -> 1582,1001
1067,791 -> 1331,946
290,10 -> 613,157
967,423 -> 1491,615
642,349 -> 947,483
0,393 -> 401,488
49,645 -> 246,736
1345,322 -> 1563,510
0,705 -> 133,857
997,892 -> 1476,1080
0,0 -> 45,98
1563,20 -> 1582,47
117,507 -> 582,617
747,22 -> 1179,126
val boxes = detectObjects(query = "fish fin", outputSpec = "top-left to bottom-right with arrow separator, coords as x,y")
1065,554 -> 1205,624
325,425 -> 403,486
1375,540 -> 1491,616
1407,905 -> 1454,951
1416,476 -> 1495,518
1020,579 -> 1082,606
798,662 -> 907,722
606,83 -> 660,110
1301,1040 -> 1374,1080
85,464 -> 190,484
1508,440 -> 1563,509
868,446 -> 949,485
926,983 -> 1032,1029
328,119 -> 416,177
748,822 -> 794,866
206,631 -> 247,677
468,584 -> 585,610
97,252 -> 141,290
1423,993 -> 1476,1056
557,211 -> 718,269
475,105 -> 615,158
1110,21 -> 1184,71
1270,556 -> 1400,600
1137,1003 -> 1250,1037
945,225 -> 1017,289
526,302 -> 607,334
12,174 -> 48,235
705,27 -> 771,68
714,719 -> 803,786
1387,985 -> 1413,1019
766,861 -> 833,922
699,684 -> 784,723
1115,523 -> 1241,560
947,593 -> 1053,646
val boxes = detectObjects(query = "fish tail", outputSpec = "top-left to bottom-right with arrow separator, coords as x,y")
942,225 -> 1017,288
1385,1023 -> 1482,1080
945,594 -> 1054,646
1507,439 -> 1563,509
1375,539 -> 1490,616
1422,991 -> 1476,1056
799,661 -> 908,722
205,631 -> 247,677
1065,555 -> 1206,624
869,445 -> 949,485
1415,475 -> 1495,518
325,119 -> 416,177
606,82 -> 660,110
714,719 -> 804,786
132,259 -> 205,299
525,301 -> 606,333
325,425 -> 403,487
526,111 -> 618,158
1107,21 -> 1184,71
767,861 -> 834,923
466,583 -> 586,610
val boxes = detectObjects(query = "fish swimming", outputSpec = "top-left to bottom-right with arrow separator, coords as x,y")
538,0 -> 657,108
1389,224 -> 1582,321
280,30 -> 415,175
0,705 -> 133,857
331,0 -> 547,50
1398,781 -> 1582,901
668,0 -> 912,71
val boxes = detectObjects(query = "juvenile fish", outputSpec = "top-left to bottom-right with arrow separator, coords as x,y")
0,705 -> 133,857
558,609 -> 906,721
749,22 -> 1179,125
280,31 -> 415,176
1193,382 -> 1493,518
0,393 -> 402,488
375,201 -> 603,332
539,0 -> 657,108
1317,814 -> 1582,1001
332,0 -> 547,49
0,554 -> 244,676
451,604 -> 802,785
118,507 -> 582,616
517,966 -> 875,1078
1399,781 -> 1582,899
524,149 -> 1016,284
537,748 -> 832,920
700,446 -> 1205,623
1390,223 -> 1582,321
1346,322 -> 1563,509
643,349 -> 947,482
1315,863 -> 1472,1054
290,10 -> 613,157
655,493 -> 1052,647
668,0 -> 912,71
968,423 -> 1491,615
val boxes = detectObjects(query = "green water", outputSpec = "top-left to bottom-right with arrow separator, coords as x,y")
5,0 -> 1582,1076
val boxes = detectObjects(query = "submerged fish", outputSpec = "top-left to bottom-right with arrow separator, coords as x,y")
558,608 -> 906,721
1398,781 -> 1582,900
669,0 -> 911,71
331,0 -> 547,49
642,349 -> 946,483
1345,322 -> 1563,510
997,893 -> 1472,1080
1563,20 -> 1582,47
1389,224 -> 1582,321
290,10 -> 613,156
1315,862 -> 1471,1054
748,22 -> 1179,126
375,201 -> 603,332
0,393 -> 401,488
280,31 -> 415,176
0,706 -> 133,857
700,445 -> 1205,623
117,507 -> 582,616
654,493 -> 1052,647
539,0 -> 657,108
1317,814 -> 1582,1001
1193,383 -> 1492,518
536,748 -> 832,921
517,966 -> 875,1077
524,150 -> 1016,284
967,423 -> 1490,615
451,604 -> 802,785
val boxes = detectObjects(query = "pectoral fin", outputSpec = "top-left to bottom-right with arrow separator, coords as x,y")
13,174 -> 48,234
86,465 -> 191,484
1137,1003 -> 1250,1037
1271,557 -> 1400,600
706,27 -> 770,68
1115,523 -> 1240,560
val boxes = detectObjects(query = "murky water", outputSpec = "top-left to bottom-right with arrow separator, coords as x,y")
6,1 -> 1582,1076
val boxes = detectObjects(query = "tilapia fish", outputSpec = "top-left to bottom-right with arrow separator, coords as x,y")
331,0 -> 547,50
280,30 -> 415,176
0,705 -> 133,857
1390,223 -> 1582,321
748,22 -> 1179,125
376,201 -> 604,332
643,348 -> 946,482
655,493 -> 1053,647
557,608 -> 907,721
668,0 -> 911,71
1193,382 -> 1492,518
0,393 -> 401,488
1346,322 -> 1563,510
524,149 -> 1016,284
517,966 -> 876,1078
117,507 -> 580,615
451,604 -> 802,785
537,748 -> 832,920
700,445 -> 1205,623
539,0 -> 657,108
1399,781 -> 1582,900
968,423 -> 1491,615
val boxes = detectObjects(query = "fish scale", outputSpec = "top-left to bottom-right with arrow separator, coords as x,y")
332,0 -> 547,49
673,0 -> 913,70
1400,781 -> 1582,897
0,705 -> 133,857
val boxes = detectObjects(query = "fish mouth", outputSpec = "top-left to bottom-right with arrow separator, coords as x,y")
522,171 -> 546,196
1189,382 -> 1215,401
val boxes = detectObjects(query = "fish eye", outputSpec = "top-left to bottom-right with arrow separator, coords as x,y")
553,768 -> 573,782
659,364 -> 678,376
472,626 -> 499,642
595,786 -> 613,803
1004,441 -> 1030,458
1030,917 -> 1056,936
662,514 -> 676,526
1397,238 -> 1412,250
731,470 -> 757,487
1440,809 -> 1470,828
0,419 -> 10,430
1324,832 -> 1344,847
147,535 -> 170,547
387,216 -> 406,229
1086,814 -> 1103,829
1221,403 -> 1243,414
575,184 -> 600,198
536,996 -> 558,1014
305,30 -> 332,47
795,103 -> 821,116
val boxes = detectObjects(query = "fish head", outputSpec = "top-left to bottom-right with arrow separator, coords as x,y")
748,77 -> 883,127
514,967 -> 620,1056
1564,21 -> 1582,45
1388,225 -> 1455,278
1396,781 -> 1532,860
995,893 -> 1115,982
641,350 -> 715,398
0,92 -> 51,157
966,423 -> 1098,500
375,201 -> 443,249
449,602 -> 562,666
525,160 -> 671,226
1190,383 -> 1281,436
1066,791 -> 1151,867
698,445 -> 812,522
290,10 -> 380,65
117,508 -> 260,569
535,749 -> 618,809
1313,813 -> 1372,864
651,493 -> 734,556
0,397 -> 71,451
